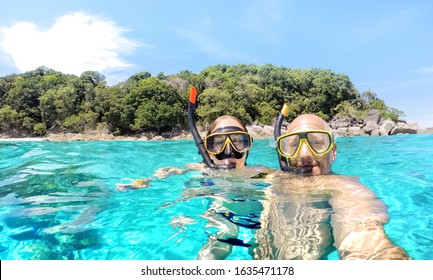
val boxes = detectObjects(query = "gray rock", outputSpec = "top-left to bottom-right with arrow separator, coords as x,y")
330,118 -> 350,129
363,121 -> 380,134
348,126 -> 362,136
397,117 -> 407,124
363,109 -> 381,124
391,122 -> 418,135
379,119 -> 396,136
250,125 -> 264,133
336,127 -> 349,137
262,125 -> 274,136
253,120 -> 264,127
349,117 -> 358,126
371,129 -> 380,136
152,135 -> 164,141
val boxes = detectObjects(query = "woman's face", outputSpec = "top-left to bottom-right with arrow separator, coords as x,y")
207,118 -> 249,169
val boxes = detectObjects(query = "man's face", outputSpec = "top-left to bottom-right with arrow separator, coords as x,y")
286,115 -> 337,175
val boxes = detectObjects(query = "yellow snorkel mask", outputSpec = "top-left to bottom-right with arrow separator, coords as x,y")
204,126 -> 252,160
205,130 -> 252,155
276,130 -> 334,159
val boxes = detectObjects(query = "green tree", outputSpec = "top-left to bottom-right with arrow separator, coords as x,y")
126,77 -> 185,132
0,105 -> 20,133
133,101 -> 184,133
0,64 -> 405,136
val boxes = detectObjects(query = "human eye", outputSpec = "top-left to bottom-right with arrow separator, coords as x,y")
213,137 -> 225,146
231,136 -> 241,144
289,140 -> 298,147
311,138 -> 325,145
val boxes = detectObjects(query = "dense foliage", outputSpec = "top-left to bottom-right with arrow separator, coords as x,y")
0,64 -> 404,137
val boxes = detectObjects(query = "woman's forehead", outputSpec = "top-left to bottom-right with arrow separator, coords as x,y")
215,118 -> 243,129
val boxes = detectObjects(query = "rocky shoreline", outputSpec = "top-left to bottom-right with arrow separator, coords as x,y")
329,109 -> 433,137
1,110 -> 432,142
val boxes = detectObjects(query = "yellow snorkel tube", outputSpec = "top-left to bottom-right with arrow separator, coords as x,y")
187,86 -> 236,169
274,104 -> 312,174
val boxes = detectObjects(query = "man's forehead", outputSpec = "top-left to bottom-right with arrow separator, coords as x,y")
288,122 -> 327,132
287,116 -> 329,132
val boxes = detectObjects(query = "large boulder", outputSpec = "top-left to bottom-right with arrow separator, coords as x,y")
247,125 -> 274,139
391,122 -> 418,135
336,127 -> 349,137
261,125 -> 274,137
330,117 -> 350,129
348,126 -> 362,136
379,119 -> 396,136
363,120 -> 380,135
363,109 -> 381,124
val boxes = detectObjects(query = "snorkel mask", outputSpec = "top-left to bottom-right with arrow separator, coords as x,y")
274,104 -> 313,174
205,126 -> 252,161
188,86 -> 245,170
276,130 -> 334,159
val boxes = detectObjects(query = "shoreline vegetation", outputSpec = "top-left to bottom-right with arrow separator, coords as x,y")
1,64 -> 431,141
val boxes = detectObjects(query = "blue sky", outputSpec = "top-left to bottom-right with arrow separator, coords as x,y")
1,0 -> 432,128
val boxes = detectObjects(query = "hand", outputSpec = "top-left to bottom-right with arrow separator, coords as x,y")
115,178 -> 151,191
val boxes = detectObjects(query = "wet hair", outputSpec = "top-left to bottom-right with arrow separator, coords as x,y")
206,115 -> 248,136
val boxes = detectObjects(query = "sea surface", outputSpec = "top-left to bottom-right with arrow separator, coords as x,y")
0,134 -> 432,260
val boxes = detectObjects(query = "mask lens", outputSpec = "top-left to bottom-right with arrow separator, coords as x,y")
206,134 -> 227,154
306,132 -> 331,154
229,133 -> 251,152
279,134 -> 300,157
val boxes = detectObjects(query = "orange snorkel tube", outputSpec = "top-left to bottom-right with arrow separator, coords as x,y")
187,86 -> 235,169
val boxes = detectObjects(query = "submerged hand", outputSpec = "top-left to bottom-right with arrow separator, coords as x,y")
115,178 -> 151,191
154,167 -> 190,179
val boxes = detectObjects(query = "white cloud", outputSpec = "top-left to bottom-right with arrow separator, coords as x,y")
416,66 -> 433,73
0,12 -> 139,76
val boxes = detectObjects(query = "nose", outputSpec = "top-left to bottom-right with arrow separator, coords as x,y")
298,141 -> 313,158
224,141 -> 234,155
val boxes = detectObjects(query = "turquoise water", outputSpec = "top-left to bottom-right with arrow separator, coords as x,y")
0,134 -> 432,260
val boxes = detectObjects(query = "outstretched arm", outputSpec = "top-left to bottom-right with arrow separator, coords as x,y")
328,177 -> 411,260
116,163 -> 205,191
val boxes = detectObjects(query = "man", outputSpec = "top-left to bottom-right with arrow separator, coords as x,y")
253,114 -> 411,260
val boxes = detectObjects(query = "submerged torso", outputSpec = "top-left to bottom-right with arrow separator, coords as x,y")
254,175 -> 335,259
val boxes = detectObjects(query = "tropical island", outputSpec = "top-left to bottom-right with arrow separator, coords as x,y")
1,64 -> 431,141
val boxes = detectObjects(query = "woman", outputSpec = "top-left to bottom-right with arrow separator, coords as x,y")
116,114 -> 269,259
115,115 -> 255,189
